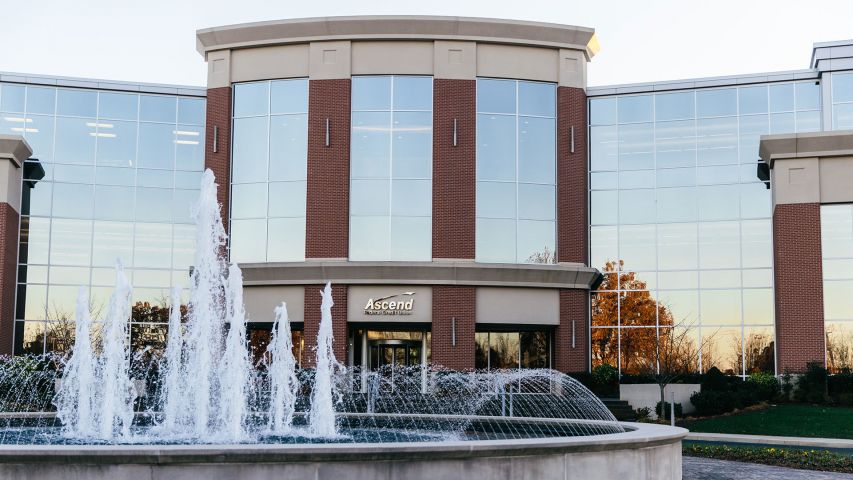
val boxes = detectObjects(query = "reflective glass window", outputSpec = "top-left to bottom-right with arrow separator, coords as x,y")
231,79 -> 308,263
476,79 -> 555,263
351,76 -> 432,261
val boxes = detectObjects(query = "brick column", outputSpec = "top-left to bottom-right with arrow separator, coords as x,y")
0,136 -> 30,354
431,286 -> 475,370
303,285 -> 348,368
433,79 -> 476,260
554,290 -> 589,373
306,79 -> 351,259
204,86 -> 232,232
557,86 -> 588,264
773,203 -> 825,373
0,205 -> 18,355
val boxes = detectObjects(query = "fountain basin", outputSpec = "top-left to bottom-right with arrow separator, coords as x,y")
0,421 -> 686,480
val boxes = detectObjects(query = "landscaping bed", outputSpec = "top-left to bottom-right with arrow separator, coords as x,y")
684,444 -> 853,474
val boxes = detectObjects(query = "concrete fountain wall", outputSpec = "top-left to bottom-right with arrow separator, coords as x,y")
0,422 -> 686,480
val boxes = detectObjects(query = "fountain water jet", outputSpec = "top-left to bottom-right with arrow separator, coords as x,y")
308,283 -> 345,437
159,286 -> 184,431
266,302 -> 299,433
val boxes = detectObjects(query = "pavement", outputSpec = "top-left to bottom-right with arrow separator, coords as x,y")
683,456 -> 853,479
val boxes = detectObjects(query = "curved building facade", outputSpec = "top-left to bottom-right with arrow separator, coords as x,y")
196,16 -> 600,372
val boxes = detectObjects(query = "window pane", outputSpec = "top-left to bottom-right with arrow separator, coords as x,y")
50,219 -> 93,266
177,97 -> 206,124
699,221 -> 741,269
94,185 -> 134,221
1,84 -> 25,112
350,179 -> 389,216
52,183 -> 93,218
619,224 -> 656,271
393,76 -> 432,111
389,216 -> 431,261
769,83 -> 795,113
489,332 -> 519,369
590,125 -> 618,171
351,112 -> 391,178
233,82 -> 269,117
796,82 -> 820,111
518,117 -> 555,184
618,123 -> 654,170
267,217 -> 306,262
135,188 -> 172,222
478,181 -> 516,219
476,218 -> 515,263
477,114 -> 516,181
268,181 -> 307,218
697,117 -> 737,165
230,219 -> 267,263
231,183 -> 268,219
390,179 -> 430,217
95,120 -> 137,167
696,89 -> 736,117
57,89 -> 96,117
655,92 -> 694,121
139,95 -> 176,123
392,111 -> 431,178
270,79 -> 308,114
99,92 -> 138,120
55,117 -> 95,165
657,223 -> 698,270
589,97 -> 617,125
477,79 -> 515,114
655,120 -> 695,168
518,82 -> 555,117
617,95 -> 652,123
518,184 -> 554,221
232,116 -> 269,183
618,189 -> 655,224
26,87 -> 56,115
738,86 -> 767,115
518,220 -> 554,264
137,122 -> 175,169
826,322 -> 853,373
268,114 -> 306,181
349,216 -> 389,261
590,190 -> 617,225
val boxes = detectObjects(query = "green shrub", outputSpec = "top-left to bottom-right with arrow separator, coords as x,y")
655,401 -> 682,419
829,372 -> 853,397
836,393 -> 853,407
700,367 -> 730,392
592,364 -> 618,387
635,406 -> 652,421
794,362 -> 829,404
747,372 -> 781,401
690,390 -> 735,416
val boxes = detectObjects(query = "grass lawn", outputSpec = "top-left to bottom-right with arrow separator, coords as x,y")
683,404 -> 853,439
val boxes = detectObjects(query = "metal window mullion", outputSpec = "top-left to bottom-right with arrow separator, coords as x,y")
388,76 -> 395,260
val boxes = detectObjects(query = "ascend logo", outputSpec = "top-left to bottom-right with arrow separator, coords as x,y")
364,292 -> 415,315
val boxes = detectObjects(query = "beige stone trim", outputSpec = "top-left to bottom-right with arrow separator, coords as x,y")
352,41 -> 433,75
239,261 -> 601,290
434,41 -> 476,80
243,285 -> 305,323
0,135 -> 31,214
760,131 -> 853,205
476,44 -> 559,83
309,41 -> 352,80
206,50 -> 231,89
231,44 -> 309,83
196,16 -> 596,59
476,287 -> 559,325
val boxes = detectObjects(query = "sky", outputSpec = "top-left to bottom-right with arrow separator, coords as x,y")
1,0 -> 852,88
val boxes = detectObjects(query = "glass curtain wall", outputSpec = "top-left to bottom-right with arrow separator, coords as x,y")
822,204 -> 853,373
476,79 -> 557,264
474,330 -> 551,370
349,76 -> 433,261
589,81 -> 820,377
0,83 -> 205,355
831,72 -> 853,129
230,79 -> 308,263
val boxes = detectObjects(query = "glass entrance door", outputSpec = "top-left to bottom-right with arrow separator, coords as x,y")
369,341 -> 422,370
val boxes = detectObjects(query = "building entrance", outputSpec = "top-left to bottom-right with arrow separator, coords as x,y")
369,340 -> 422,370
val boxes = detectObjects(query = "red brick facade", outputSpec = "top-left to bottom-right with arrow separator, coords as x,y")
557,86 -> 588,265
0,204 -> 18,354
204,86 -> 232,233
555,289 -> 589,373
433,79 -> 476,260
773,203 -> 825,373
431,286 -> 476,370
305,79 -> 351,259
303,284 -> 348,368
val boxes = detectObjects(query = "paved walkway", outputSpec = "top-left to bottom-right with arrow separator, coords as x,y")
683,456 -> 853,479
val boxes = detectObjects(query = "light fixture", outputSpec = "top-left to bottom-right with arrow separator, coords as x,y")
3,117 -> 32,123
89,132 -> 117,138
175,140 -> 199,145
10,127 -> 38,133
173,130 -> 199,136
85,122 -> 114,129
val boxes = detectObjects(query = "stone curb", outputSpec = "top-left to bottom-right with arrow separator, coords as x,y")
686,432 -> 853,449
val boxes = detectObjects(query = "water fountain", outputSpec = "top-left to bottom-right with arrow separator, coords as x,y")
0,169 -> 686,479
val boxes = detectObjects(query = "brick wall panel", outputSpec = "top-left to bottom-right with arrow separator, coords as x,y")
431,286 -> 475,370
306,79 -> 351,259
303,284 -> 348,368
0,204 -> 17,354
433,79 -> 476,260
204,87 -> 232,233
557,87 -> 588,265
555,289 -> 589,373
773,203 -> 825,373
